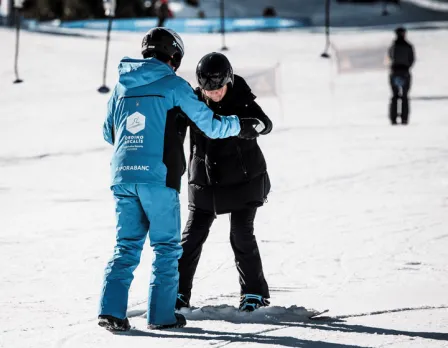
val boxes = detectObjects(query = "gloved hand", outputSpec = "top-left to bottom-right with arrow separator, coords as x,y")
254,117 -> 268,134
238,118 -> 261,140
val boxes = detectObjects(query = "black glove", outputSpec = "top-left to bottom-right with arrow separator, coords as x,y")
257,115 -> 273,135
238,101 -> 273,135
238,118 -> 261,140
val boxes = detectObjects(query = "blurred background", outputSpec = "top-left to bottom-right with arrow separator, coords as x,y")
1,0 -> 448,27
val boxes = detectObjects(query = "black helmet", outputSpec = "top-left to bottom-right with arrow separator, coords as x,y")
196,52 -> 234,91
141,27 -> 185,71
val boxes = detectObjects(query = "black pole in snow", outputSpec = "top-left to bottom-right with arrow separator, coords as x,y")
98,17 -> 113,93
382,1 -> 390,16
8,0 -> 15,27
220,0 -> 228,51
13,6 -> 23,84
321,0 -> 331,58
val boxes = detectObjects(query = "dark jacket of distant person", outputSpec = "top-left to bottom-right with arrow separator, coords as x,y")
388,35 -> 415,73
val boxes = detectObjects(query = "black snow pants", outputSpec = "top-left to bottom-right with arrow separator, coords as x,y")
389,71 -> 411,125
177,207 -> 270,302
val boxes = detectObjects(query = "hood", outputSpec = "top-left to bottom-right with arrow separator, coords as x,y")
117,57 -> 174,90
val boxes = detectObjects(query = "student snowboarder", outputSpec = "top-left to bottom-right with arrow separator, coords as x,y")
176,52 -> 272,312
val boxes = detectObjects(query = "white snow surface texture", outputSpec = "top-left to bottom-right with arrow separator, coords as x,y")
0,24 -> 448,348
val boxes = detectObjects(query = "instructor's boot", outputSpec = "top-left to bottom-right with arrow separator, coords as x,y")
98,315 -> 131,332
148,313 -> 187,330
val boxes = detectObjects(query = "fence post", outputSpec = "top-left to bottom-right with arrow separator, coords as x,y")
321,0 -> 331,58
98,0 -> 117,93
220,0 -> 228,51
13,0 -> 24,84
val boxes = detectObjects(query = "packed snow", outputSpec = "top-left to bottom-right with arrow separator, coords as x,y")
0,22 -> 447,348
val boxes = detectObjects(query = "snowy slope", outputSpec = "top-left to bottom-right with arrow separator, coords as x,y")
1,24 -> 448,348
170,0 -> 448,26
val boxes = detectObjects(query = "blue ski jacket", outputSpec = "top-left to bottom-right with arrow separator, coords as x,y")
103,57 -> 241,191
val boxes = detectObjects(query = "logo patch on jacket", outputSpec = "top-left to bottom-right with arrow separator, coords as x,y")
126,112 -> 146,134
116,165 -> 150,172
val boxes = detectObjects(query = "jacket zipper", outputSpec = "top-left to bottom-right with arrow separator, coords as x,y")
204,157 -> 217,213
236,145 -> 248,178
212,189 -> 217,213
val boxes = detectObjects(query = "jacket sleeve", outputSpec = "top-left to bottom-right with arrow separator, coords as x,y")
388,44 -> 394,60
409,44 -> 415,67
230,75 -> 273,135
174,80 -> 241,139
103,91 -> 115,145
243,101 -> 273,135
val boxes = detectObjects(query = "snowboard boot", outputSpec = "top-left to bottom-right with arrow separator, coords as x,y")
175,293 -> 190,310
98,315 -> 131,332
148,313 -> 187,330
239,294 -> 270,312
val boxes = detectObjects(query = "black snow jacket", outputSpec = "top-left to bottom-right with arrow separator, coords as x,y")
389,38 -> 415,73
186,75 -> 273,214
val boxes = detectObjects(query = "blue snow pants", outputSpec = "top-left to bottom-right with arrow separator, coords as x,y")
99,183 -> 182,325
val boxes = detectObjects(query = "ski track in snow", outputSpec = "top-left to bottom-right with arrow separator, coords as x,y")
335,305 -> 448,320
53,305 -> 448,348
53,306 -> 318,348
0,147 -> 108,166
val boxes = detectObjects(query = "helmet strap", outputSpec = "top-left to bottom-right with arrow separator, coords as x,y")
171,52 -> 182,72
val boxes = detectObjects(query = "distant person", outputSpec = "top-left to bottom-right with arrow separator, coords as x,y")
382,0 -> 401,16
388,27 -> 415,125
156,0 -> 172,27
263,6 -> 277,17
97,27 -> 256,332
144,0 -> 157,17
187,0 -> 200,6
176,52 -> 272,313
